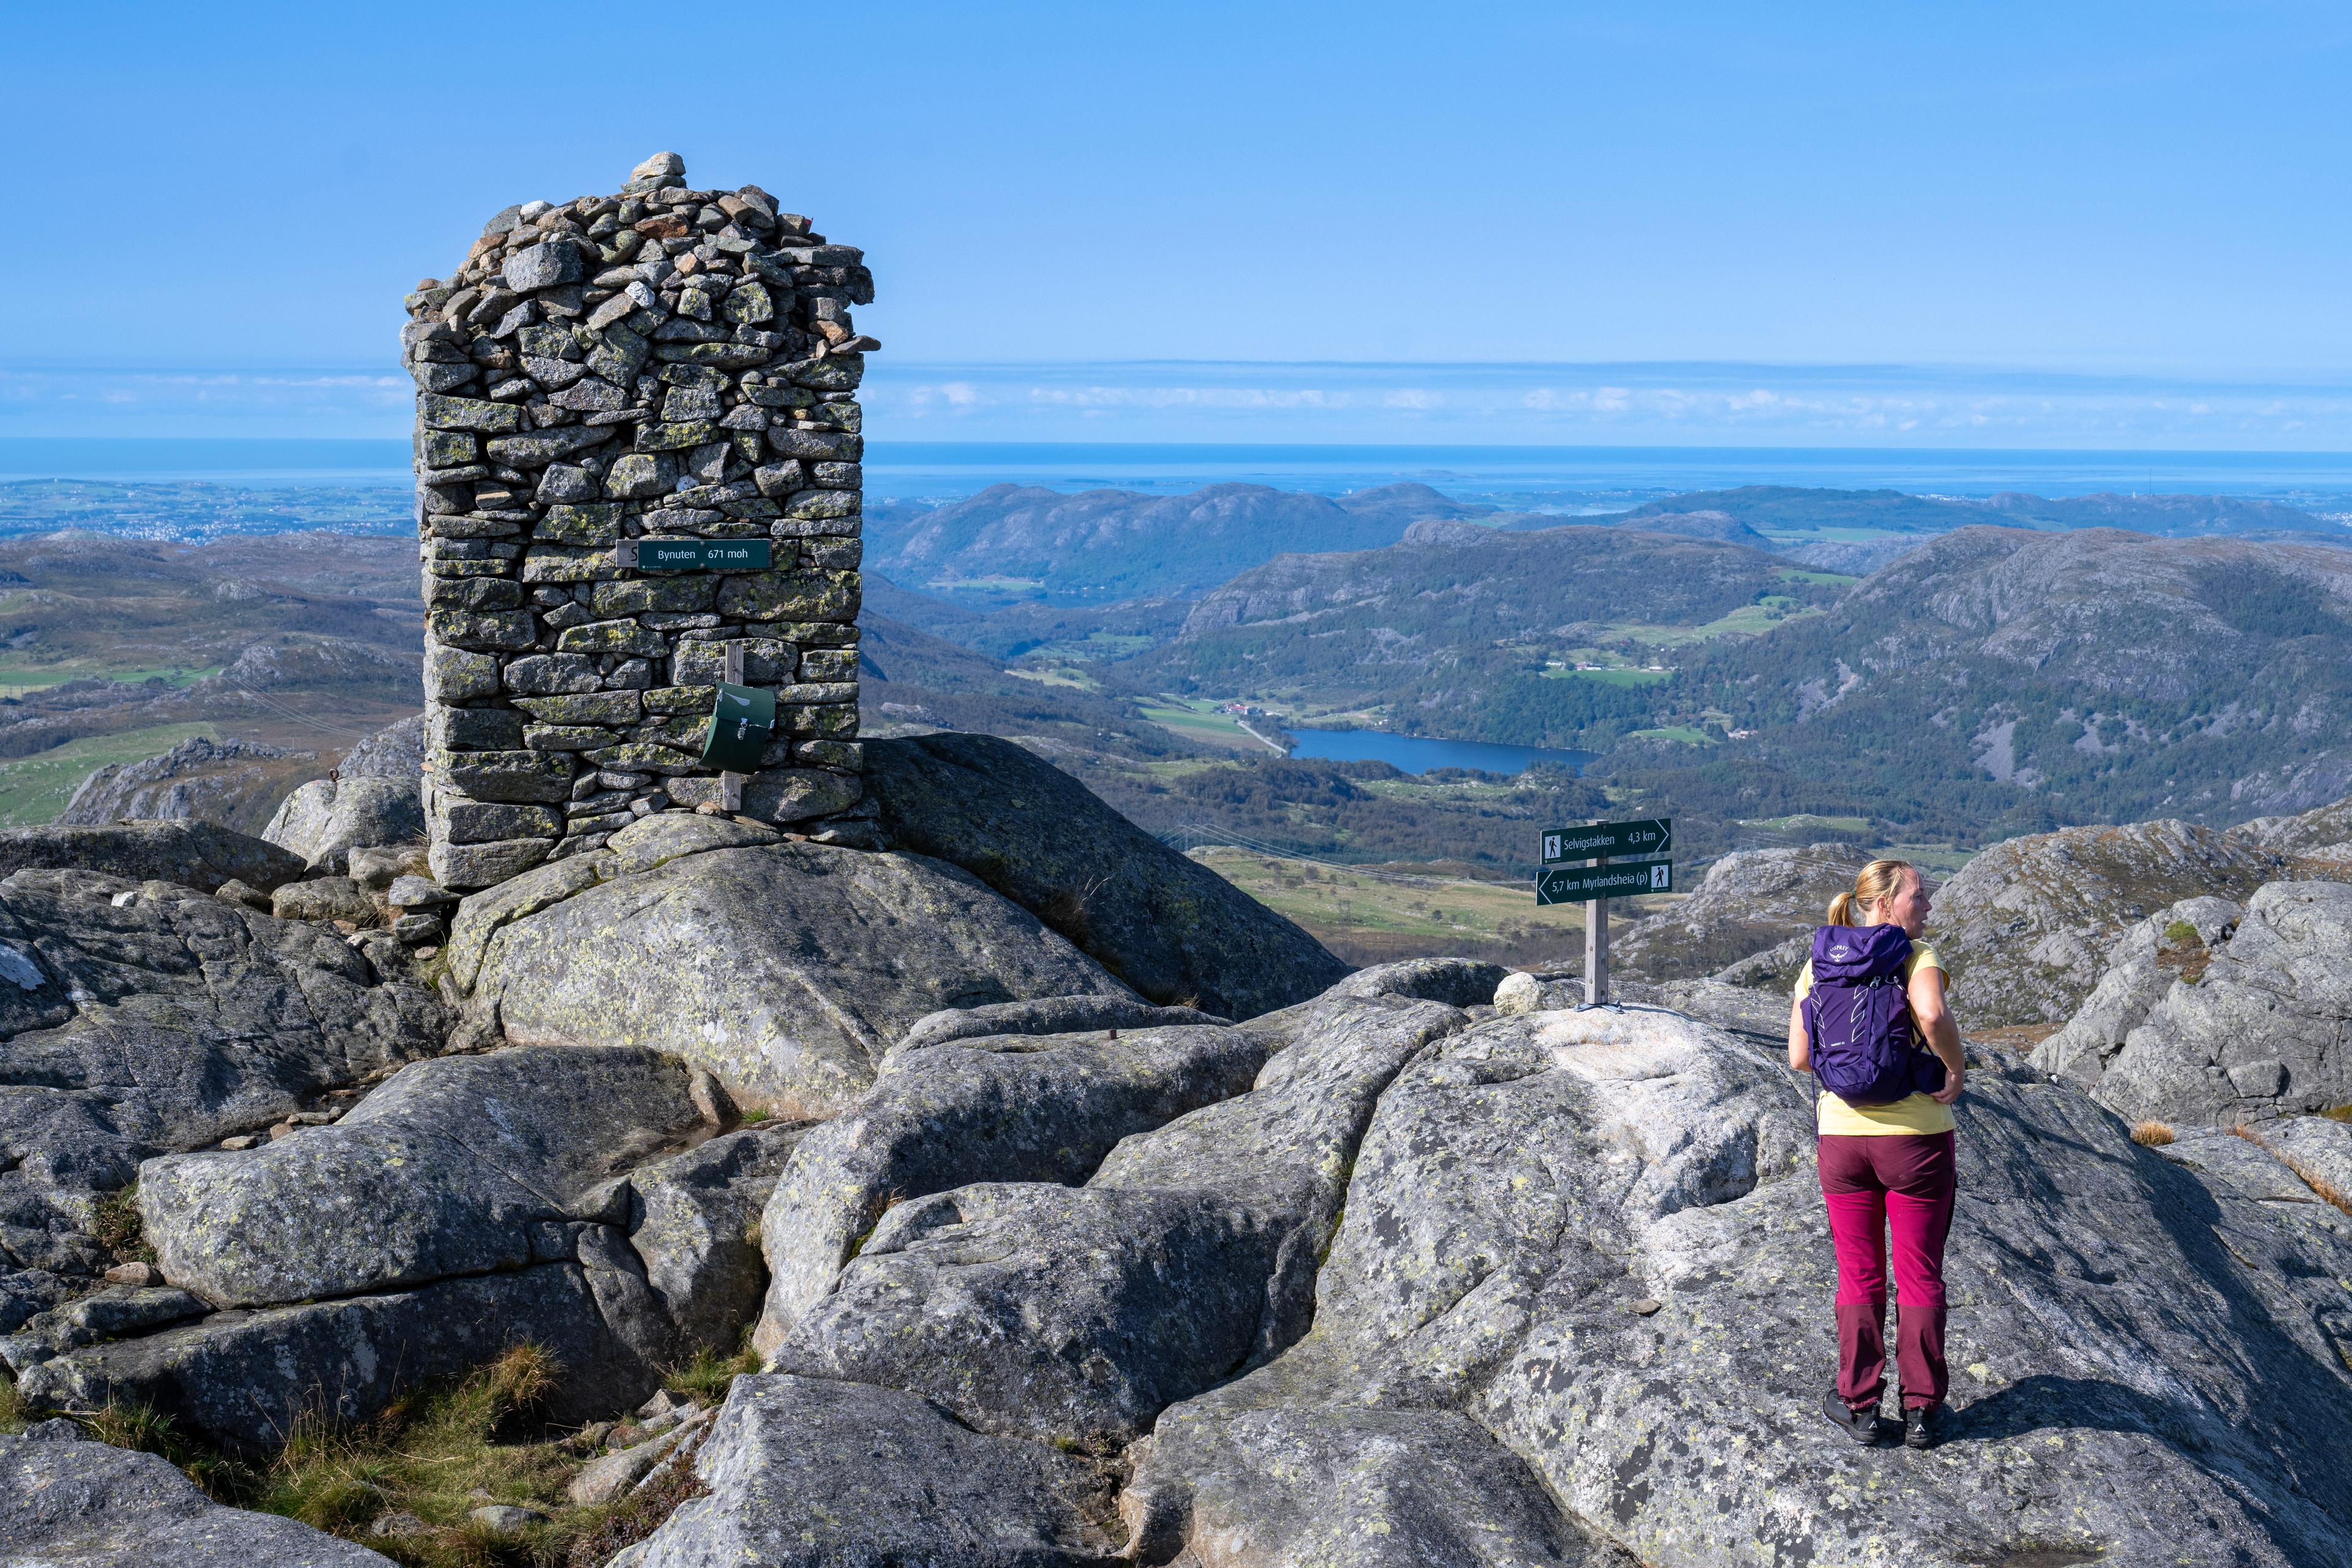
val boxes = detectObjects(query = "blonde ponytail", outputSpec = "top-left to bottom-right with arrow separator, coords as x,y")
1828,859 -> 1918,927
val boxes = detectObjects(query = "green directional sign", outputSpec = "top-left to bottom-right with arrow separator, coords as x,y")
701,682 -> 776,771
631,537 -> 772,572
1541,818 -> 1671,864
1537,859 -> 1675,905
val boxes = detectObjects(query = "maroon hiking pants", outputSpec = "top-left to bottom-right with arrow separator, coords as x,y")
1819,1130 -> 1955,1411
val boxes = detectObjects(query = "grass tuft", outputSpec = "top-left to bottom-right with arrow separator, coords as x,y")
2130,1121 -> 2176,1147
88,1186 -> 156,1265
0,1372 -> 24,1435
664,1345 -> 758,1407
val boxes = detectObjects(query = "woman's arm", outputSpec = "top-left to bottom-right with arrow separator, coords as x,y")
1909,964 -> 1966,1104
1787,991 -> 1811,1073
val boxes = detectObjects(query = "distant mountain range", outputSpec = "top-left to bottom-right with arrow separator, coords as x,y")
1612,484 -> 2342,541
865,481 -> 1509,603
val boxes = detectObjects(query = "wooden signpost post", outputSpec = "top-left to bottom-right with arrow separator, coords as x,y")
1537,817 -> 1673,1006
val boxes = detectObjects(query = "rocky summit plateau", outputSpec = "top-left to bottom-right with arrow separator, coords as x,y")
4,723 -> 2352,1564
7,150 -> 2352,1568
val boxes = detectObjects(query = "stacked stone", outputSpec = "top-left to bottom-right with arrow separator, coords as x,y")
402,153 -> 875,890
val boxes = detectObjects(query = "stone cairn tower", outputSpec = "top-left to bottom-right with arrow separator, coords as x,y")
400,153 -> 875,890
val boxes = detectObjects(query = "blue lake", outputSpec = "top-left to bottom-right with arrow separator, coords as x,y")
1286,728 -> 1598,775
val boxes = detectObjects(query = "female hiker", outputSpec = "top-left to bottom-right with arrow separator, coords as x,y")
1786,858 -> 1966,1450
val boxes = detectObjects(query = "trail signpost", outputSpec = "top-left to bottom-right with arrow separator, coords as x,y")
1536,816 -> 1673,1005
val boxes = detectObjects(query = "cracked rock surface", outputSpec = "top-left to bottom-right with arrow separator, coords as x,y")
0,867 -> 447,1333
643,988 -> 2352,1567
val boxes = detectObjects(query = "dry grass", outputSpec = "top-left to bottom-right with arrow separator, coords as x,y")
9,1344 -> 713,1568
2130,1121 -> 2176,1147
2231,1124 -> 2352,1217
87,1186 -> 156,1265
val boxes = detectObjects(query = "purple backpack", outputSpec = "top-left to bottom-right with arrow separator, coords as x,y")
1802,924 -> 1947,1106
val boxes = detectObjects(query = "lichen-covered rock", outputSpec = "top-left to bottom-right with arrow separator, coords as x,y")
137,1046 -> 721,1307
2033,894 -> 2243,1088
631,1374 -> 1121,1568
1126,1004 -> 2352,1567
0,820 -> 305,894
463,841 -> 1132,1118
0,869 -> 447,1326
1928,817 -> 2293,1025
893,995 -> 1221,1054
770,994 -> 1463,1447
866,731 -> 1348,1019
753,1022 -> 1275,1355
0,1420 -> 394,1566
1321,956 -> 1507,1008
627,1124 -> 808,1359
1125,1404 -> 1625,1568
2085,881 -> 2352,1123
2247,1115 -> 2352,1209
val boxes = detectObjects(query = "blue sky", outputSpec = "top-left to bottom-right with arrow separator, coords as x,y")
6,2 -> 2350,445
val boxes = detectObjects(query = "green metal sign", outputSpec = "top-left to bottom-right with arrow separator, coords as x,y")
701,682 -> 776,771
1536,859 -> 1675,905
1542,818 -> 1671,864
631,537 -> 772,572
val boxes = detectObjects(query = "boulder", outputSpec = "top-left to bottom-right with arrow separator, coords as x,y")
753,1020 -> 1275,1355
1928,817 -> 2292,1025
0,1420 -> 394,1566
865,730 -> 1348,1018
2083,881 -> 2352,1123
0,869 -> 447,1327
894,995 -> 1221,1054
1321,955 -> 1508,1008
269,875 -> 380,926
136,1046 -> 723,1308
627,1124 -> 809,1359
340,714 -> 427,784
1612,843 -> 1877,981
459,837 -> 1133,1118
17,1262 -> 658,1453
771,993 -> 1464,1447
262,777 -> 425,874
630,1374 -> 1121,1568
2033,894 -> 2243,1090
1123,1004 -> 2352,1567
0,820 -> 304,894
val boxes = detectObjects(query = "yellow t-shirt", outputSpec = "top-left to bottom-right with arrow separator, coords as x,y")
1795,943 -> 1956,1137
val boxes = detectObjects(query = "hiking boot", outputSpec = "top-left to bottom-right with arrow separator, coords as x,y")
1822,1389 -> 1884,1444
1903,1404 -> 1941,1449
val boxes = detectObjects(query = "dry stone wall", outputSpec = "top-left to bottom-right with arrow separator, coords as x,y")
402,152 -> 874,889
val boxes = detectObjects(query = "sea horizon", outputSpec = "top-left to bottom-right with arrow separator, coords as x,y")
7,436 -> 2352,510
